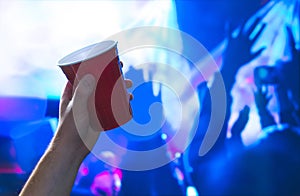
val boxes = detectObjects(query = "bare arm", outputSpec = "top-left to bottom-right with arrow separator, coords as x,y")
20,74 -> 98,196
20,73 -> 133,196
19,138 -> 88,196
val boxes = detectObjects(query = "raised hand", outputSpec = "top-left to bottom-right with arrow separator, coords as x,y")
20,72 -> 133,196
231,105 -> 250,139
223,17 -> 266,72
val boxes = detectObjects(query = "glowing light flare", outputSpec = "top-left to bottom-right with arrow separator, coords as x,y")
186,186 -> 199,196
225,0 -> 299,145
0,0 -> 179,99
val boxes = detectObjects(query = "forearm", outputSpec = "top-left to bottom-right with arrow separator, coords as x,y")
211,70 -> 235,113
20,135 -> 87,196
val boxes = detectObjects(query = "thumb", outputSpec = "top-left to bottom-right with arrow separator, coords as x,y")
251,47 -> 266,60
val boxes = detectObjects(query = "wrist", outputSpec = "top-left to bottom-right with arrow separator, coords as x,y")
257,107 -> 270,115
51,139 -> 87,165
221,61 -> 240,76
219,69 -> 236,91
51,128 -> 90,164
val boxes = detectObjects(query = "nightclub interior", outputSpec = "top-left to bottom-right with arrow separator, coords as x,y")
0,0 -> 299,195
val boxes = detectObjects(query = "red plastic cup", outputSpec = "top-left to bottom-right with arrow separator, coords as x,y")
58,40 -> 132,131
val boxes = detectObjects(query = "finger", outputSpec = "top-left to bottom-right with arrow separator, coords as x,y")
266,95 -> 272,103
125,79 -> 133,88
73,74 -> 96,104
239,19 -> 247,37
259,1 -> 276,19
251,47 -> 266,60
286,26 -> 296,52
231,105 -> 250,135
261,85 -> 269,97
261,85 -> 268,97
60,81 -> 73,115
252,23 -> 266,43
72,74 -> 96,121
242,105 -> 250,115
225,20 -> 234,40
246,17 -> 261,37
255,85 -> 264,96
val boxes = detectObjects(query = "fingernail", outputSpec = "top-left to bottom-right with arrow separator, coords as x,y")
129,93 -> 134,100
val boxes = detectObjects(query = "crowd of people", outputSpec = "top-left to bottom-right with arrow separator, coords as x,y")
187,15 -> 300,195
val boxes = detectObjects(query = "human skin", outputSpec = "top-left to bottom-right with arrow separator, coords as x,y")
20,74 -> 132,196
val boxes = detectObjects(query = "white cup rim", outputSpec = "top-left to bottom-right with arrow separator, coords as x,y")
58,40 -> 117,66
